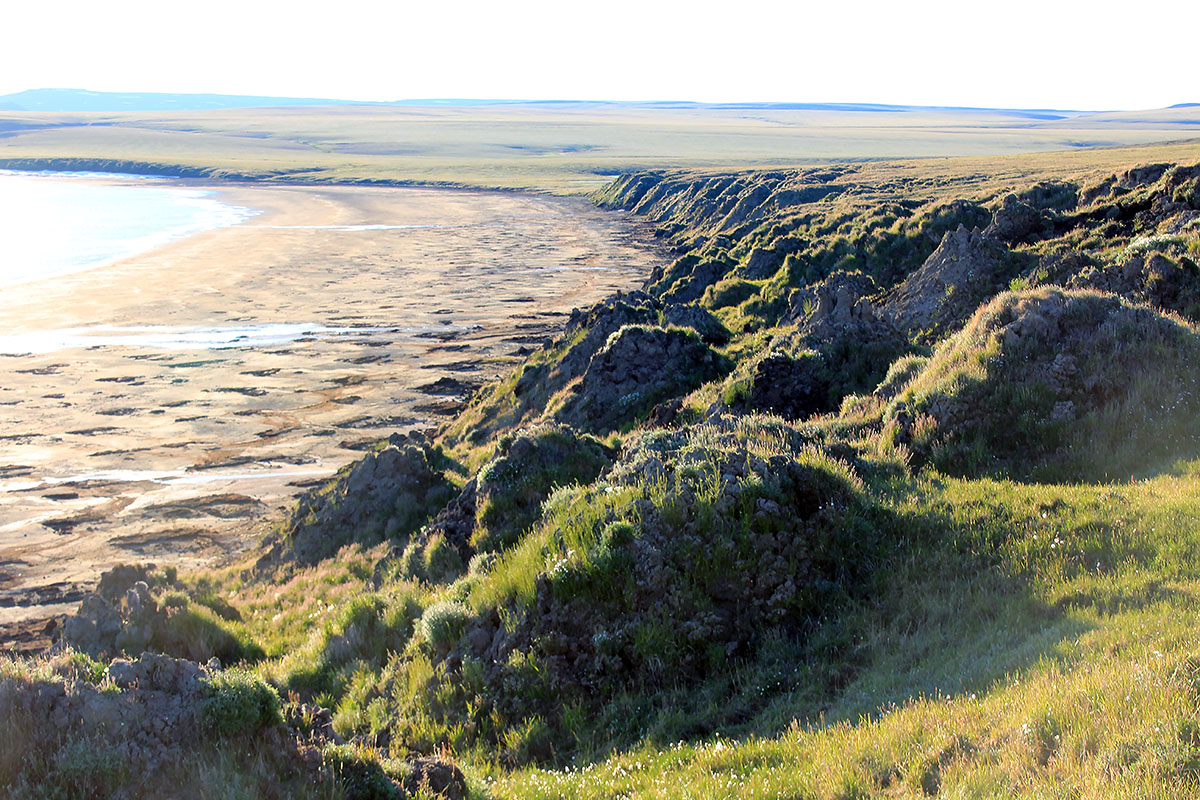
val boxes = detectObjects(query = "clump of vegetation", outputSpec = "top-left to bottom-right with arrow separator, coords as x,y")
199,668 -> 283,736
473,424 -> 614,553
280,589 -> 424,700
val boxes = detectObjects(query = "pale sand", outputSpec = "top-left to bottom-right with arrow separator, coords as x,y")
0,179 -> 665,639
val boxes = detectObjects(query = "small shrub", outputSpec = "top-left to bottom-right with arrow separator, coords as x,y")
199,669 -> 282,736
420,601 -> 470,652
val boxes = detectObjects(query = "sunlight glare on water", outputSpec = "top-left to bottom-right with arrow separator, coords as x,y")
0,171 -> 256,286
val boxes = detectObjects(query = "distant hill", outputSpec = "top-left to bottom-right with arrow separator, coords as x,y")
0,88 -> 1099,117
0,88 -> 377,112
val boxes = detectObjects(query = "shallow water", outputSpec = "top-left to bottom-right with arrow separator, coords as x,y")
0,171 -> 255,286
0,323 -> 391,354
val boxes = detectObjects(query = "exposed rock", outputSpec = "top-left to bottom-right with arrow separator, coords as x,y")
740,243 -> 798,280
397,424 -> 615,579
644,397 -> 686,428
1079,163 -> 1171,206
96,563 -> 159,603
788,270 -> 899,345
0,650 -> 394,795
1066,252 -> 1200,322
729,271 -> 910,417
985,194 -> 1044,244
0,652 -> 212,770
62,593 -> 125,659
403,757 -> 468,800
62,572 -> 256,663
533,292 -> 660,396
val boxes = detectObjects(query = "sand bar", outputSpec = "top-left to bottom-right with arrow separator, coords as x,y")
0,178 -> 665,643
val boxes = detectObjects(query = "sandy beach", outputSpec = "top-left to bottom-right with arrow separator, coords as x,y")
0,178 -> 665,647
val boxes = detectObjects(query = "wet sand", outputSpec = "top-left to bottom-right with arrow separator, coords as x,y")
0,179 -> 665,644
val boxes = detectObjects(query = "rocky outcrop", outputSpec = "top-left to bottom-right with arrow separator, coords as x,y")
259,433 -> 454,569
883,224 -> 1019,338
984,194 -> 1045,244
1,649 -> 466,798
594,166 -> 851,245
556,325 -> 729,432
0,653 -> 273,780
62,566 -> 257,663
1067,252 -> 1200,321
1078,163 -> 1172,206
789,270 -> 899,345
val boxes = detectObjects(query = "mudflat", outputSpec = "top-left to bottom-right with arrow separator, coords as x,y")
0,179 -> 665,641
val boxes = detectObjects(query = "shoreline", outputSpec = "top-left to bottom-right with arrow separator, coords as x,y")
0,178 -> 667,650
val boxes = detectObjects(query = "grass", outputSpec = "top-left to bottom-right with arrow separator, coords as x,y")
490,465 -> 1200,798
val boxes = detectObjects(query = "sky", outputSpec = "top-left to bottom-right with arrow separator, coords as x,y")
2,0 -> 1196,110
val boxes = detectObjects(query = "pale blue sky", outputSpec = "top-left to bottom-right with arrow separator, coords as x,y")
2,0 -> 1195,110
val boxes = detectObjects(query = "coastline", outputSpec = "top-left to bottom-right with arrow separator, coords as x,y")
0,178 -> 666,648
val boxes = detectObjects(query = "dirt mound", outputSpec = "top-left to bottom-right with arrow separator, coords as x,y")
1,649 -> 466,798
258,434 -> 454,569
395,424 -> 614,582
508,293 -> 727,419
884,224 -> 1025,338
471,424 -> 613,552
63,567 -> 260,663
556,324 -> 730,431
882,287 -> 1200,480
744,351 -> 832,419
788,270 -> 897,343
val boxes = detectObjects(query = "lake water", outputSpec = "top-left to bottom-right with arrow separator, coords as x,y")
0,171 -> 256,286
